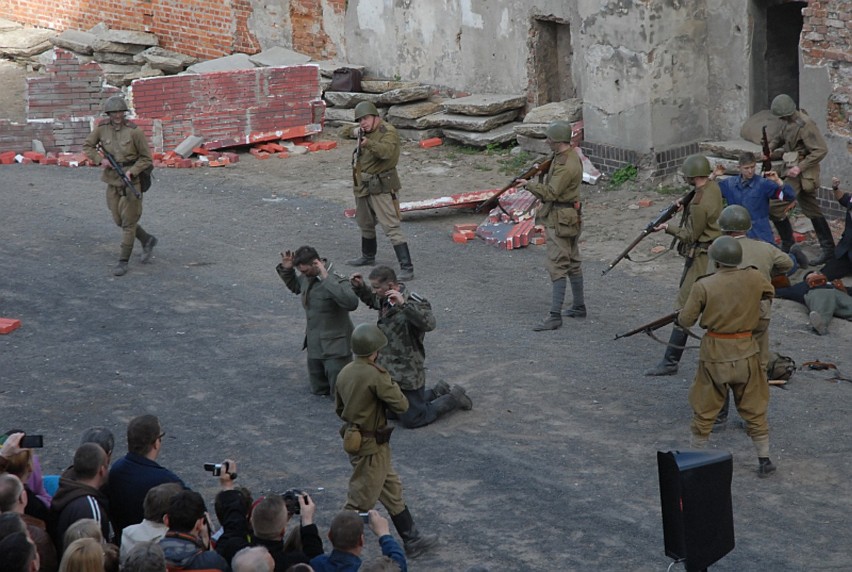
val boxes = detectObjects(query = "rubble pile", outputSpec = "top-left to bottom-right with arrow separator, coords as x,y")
514,99 -> 584,155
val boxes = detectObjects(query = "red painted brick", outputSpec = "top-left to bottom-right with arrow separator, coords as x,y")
0,318 -> 22,334
419,137 -> 443,148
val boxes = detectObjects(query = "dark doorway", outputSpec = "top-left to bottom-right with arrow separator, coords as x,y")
528,16 -> 575,107
751,0 -> 807,112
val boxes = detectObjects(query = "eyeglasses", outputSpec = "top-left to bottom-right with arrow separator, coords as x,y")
158,432 -> 166,441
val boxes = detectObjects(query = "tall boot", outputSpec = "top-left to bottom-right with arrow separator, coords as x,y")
347,237 -> 377,266
393,242 -> 414,281
390,507 -> 438,558
533,278 -> 566,331
644,326 -> 688,376
562,274 -> 587,318
430,385 -> 473,417
809,216 -> 836,266
772,217 -> 795,252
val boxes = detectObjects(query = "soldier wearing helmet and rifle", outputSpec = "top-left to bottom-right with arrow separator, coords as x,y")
515,121 -> 585,331
346,101 -> 415,281
83,95 -> 156,277
644,154 -> 723,376
334,324 -> 438,558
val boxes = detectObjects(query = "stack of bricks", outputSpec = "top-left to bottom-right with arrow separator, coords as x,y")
472,188 -> 546,250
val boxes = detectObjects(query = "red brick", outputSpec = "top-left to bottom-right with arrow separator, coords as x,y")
0,318 -> 21,335
452,232 -> 469,244
419,137 -> 443,149
315,140 -> 337,151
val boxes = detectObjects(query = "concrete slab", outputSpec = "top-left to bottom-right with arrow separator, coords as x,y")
184,54 -> 257,74
94,51 -> 137,65
699,139 -> 762,160
361,80 -> 418,93
516,133 -> 551,155
124,65 -> 165,83
420,110 -> 519,132
174,135 -> 205,157
133,47 -> 197,74
395,128 -> 444,141
249,46 -> 312,67
523,99 -> 583,124
324,107 -> 356,123
313,60 -> 366,78
50,29 -> 97,55
0,18 -> 23,32
375,85 -> 431,105
0,28 -> 56,58
322,91 -> 381,109
442,122 -> 519,147
99,29 -> 158,47
442,93 -> 526,116
91,39 -> 148,55
387,100 -> 442,120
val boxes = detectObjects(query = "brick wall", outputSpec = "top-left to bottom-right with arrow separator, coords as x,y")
2,0 -> 344,60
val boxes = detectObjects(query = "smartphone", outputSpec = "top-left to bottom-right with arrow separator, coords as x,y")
358,512 -> 370,523
20,435 -> 44,448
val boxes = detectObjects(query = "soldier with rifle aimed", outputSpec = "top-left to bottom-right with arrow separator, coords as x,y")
83,95 -> 157,277
475,155 -> 553,215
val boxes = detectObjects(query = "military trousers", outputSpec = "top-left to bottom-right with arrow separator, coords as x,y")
544,225 -> 582,281
106,184 -> 150,260
355,193 -> 406,245
307,356 -> 351,396
805,288 -> 852,330
343,444 -> 406,516
395,386 -> 440,429
689,353 -> 769,441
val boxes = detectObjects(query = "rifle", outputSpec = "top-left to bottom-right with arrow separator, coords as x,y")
601,188 -> 696,276
761,126 -> 773,173
614,311 -> 679,340
352,127 -> 362,187
98,144 -> 141,199
474,155 -> 553,214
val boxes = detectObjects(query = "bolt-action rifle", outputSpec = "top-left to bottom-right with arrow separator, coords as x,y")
601,188 -> 696,276
761,126 -> 773,174
98,144 -> 141,200
352,127 -> 362,187
475,155 -> 553,214
614,311 -> 679,340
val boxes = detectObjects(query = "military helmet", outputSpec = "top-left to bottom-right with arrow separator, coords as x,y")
709,235 -> 743,267
718,205 -> 753,233
354,101 -> 379,120
104,95 -> 129,113
681,154 -> 712,178
545,121 -> 573,143
770,94 -> 797,117
351,323 -> 387,356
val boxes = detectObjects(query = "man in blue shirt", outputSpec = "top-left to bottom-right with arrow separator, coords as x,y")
311,510 -> 406,572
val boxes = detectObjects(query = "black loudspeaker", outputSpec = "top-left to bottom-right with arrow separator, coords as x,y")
657,450 -> 735,571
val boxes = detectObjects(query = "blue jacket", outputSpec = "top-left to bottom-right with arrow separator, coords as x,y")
719,174 -> 795,244
310,535 -> 406,572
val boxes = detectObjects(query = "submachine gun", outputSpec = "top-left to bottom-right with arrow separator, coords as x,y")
98,144 -> 141,200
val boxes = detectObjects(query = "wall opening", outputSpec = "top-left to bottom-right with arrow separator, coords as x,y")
528,16 -> 574,107
751,0 -> 807,112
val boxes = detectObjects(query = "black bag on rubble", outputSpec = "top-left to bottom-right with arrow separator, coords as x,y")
329,67 -> 362,92
767,352 -> 795,381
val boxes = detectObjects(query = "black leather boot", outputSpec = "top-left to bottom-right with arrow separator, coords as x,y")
393,242 -> 414,280
347,237 -> 377,266
809,217 -> 836,266
644,327 -> 688,376
772,217 -> 795,252
391,507 -> 438,558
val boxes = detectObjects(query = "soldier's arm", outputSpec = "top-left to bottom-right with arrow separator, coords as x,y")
665,203 -> 706,244
401,294 -> 436,332
352,280 -> 382,309
335,390 -> 345,419
677,283 -> 705,328
368,129 -> 400,160
275,264 -> 302,294
771,247 -> 794,276
527,160 -> 580,202
797,124 -> 828,171
377,374 -> 409,414
83,127 -> 102,165
760,274 -> 775,302
324,276 -> 361,311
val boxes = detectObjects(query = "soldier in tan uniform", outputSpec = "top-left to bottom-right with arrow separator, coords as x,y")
83,96 -> 156,277
678,236 -> 776,477
764,93 -> 835,265
335,324 -> 438,558
516,121 -> 585,331
347,102 -> 414,281
645,154 -> 723,376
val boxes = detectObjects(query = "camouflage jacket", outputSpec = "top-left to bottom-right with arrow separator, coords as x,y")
352,282 -> 436,390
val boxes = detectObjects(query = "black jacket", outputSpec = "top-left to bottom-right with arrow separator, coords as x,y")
50,476 -> 111,552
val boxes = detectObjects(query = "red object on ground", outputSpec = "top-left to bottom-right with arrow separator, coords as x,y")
0,318 -> 21,334
419,137 -> 443,148
0,151 -> 18,165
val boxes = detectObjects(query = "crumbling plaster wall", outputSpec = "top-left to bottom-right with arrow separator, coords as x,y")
706,0 -> 752,140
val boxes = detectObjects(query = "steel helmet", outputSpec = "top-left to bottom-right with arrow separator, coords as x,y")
351,323 -> 387,356
709,235 -> 743,267
718,205 -> 753,233
104,95 -> 129,113
681,154 -> 712,178
770,94 -> 797,118
353,101 -> 379,120
545,121 -> 573,143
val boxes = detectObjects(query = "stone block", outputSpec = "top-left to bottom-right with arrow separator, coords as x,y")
388,100 -> 442,120
174,135 -> 205,158
324,107 -> 357,122
376,85 -> 431,105
515,134 -> 552,155
185,54 -> 257,74
91,39 -> 148,55
396,128 -> 444,142
523,99 -> 583,124
94,51 -> 137,65
442,94 -> 526,116
323,91 -> 381,108
124,64 -> 165,83
249,46 -> 312,67
50,29 -> 97,55
361,80 -> 418,93
133,46 -> 197,73
419,110 -> 518,132
0,29 -> 56,58
442,123 -> 519,148
32,140 -> 46,154
313,60 -> 366,78
99,29 -> 158,47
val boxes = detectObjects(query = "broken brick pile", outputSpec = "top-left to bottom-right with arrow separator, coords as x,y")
472,188 -> 545,250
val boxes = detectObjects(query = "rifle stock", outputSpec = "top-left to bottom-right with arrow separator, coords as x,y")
98,145 -> 141,199
615,311 -> 679,340
475,156 -> 553,214
761,126 -> 773,173
352,127 -> 362,187
601,188 -> 696,276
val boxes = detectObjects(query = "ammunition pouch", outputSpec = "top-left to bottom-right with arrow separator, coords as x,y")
359,425 -> 395,445
365,170 -> 400,195
553,205 -> 581,238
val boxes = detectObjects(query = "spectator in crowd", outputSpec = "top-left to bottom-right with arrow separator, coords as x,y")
58,537 -> 103,572
121,482 -> 182,563
310,510 -> 406,572
108,415 -> 185,540
0,431 -> 53,528
0,473 -> 58,572
51,444 -> 111,552
0,530 -> 40,572
63,518 -> 103,546
0,510 -> 28,539
123,541 -> 168,572
78,427 -> 115,464
159,490 -> 228,571
233,546 -> 275,572
360,556 -> 400,572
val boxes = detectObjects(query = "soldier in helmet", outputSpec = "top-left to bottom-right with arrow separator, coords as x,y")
763,93 -> 834,265
645,154 -> 723,376
334,324 -> 438,559
515,121 -> 585,331
83,95 -> 156,277
677,236 -> 776,477
347,101 -> 414,281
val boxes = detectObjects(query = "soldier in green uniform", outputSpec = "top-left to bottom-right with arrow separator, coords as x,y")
677,236 -> 776,477
335,324 -> 438,558
350,265 -> 472,428
277,245 -> 360,395
516,121 -> 585,331
764,93 -> 834,264
645,154 -> 723,376
83,95 -> 156,277
347,101 -> 414,281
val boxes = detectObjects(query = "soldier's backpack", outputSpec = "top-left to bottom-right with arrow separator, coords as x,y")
139,165 -> 154,192
767,352 -> 795,381
329,67 -> 362,92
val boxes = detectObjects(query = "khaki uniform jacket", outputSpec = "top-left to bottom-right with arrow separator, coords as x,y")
335,358 -> 409,456
354,122 -> 401,198
277,262 -> 360,359
527,148 -> 583,230
678,267 -> 774,362
665,180 -> 723,248
769,111 -> 827,174
83,119 -> 153,187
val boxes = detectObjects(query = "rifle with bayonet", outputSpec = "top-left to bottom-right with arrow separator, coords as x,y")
761,126 -> 773,174
98,144 -> 141,200
614,311 -> 679,340
601,188 -> 696,276
475,155 -> 553,214
352,127 -> 362,187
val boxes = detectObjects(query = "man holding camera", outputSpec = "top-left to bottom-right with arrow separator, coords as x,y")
159,489 -> 228,571
335,323 -> 437,559
310,509 -> 406,572
278,245 -> 360,396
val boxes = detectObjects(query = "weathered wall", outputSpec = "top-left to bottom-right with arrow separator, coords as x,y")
706,0 -> 752,140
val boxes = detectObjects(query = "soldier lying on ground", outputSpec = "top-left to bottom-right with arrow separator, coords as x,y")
775,272 -> 852,335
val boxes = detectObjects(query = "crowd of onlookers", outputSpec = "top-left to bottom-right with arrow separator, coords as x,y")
0,416 -> 413,572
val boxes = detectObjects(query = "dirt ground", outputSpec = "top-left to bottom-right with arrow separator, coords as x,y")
2,119 -> 851,570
